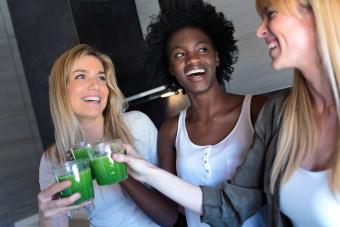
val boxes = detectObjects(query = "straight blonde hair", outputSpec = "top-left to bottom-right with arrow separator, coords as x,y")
48,44 -> 133,164
256,0 -> 340,194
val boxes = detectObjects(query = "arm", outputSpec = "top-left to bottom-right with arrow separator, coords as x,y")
116,126 -> 265,226
155,117 -> 181,221
119,112 -> 178,226
120,177 -> 177,226
114,145 -> 204,214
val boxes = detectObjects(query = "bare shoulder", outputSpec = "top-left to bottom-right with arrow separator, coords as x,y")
250,95 -> 268,124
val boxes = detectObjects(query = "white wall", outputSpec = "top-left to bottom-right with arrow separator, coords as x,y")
135,0 -> 293,95
135,0 -> 160,38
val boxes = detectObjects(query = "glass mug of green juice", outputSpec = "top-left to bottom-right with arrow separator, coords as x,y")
53,160 -> 94,205
70,142 -> 93,160
71,142 -> 96,179
91,139 -> 128,185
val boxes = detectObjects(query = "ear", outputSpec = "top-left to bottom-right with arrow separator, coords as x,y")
215,51 -> 220,67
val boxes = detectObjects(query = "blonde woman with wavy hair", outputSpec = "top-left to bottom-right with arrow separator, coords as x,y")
255,0 -> 340,196
47,44 -> 133,164
109,0 -> 340,226
38,44 -> 163,227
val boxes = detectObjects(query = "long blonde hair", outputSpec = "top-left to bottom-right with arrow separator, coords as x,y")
256,0 -> 340,194
48,44 -> 133,164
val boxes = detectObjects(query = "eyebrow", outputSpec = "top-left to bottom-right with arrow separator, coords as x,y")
169,41 -> 211,52
71,69 -> 105,74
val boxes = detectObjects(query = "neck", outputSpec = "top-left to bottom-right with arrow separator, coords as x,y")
303,71 -> 335,115
187,84 -> 227,118
300,53 -> 336,114
79,115 -> 105,143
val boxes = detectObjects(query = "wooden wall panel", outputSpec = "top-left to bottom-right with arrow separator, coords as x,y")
0,0 -> 43,225
7,0 -> 79,149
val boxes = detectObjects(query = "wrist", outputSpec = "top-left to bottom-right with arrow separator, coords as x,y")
143,162 -> 158,185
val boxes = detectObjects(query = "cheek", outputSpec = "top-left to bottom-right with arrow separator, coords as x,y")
170,60 -> 183,72
67,85 -> 79,101
66,85 -> 74,101
102,86 -> 109,101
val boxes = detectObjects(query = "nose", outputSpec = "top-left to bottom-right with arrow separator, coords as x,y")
88,77 -> 99,90
256,19 -> 268,38
186,52 -> 200,65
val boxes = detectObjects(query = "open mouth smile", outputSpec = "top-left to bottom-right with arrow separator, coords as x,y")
81,96 -> 101,104
184,68 -> 206,77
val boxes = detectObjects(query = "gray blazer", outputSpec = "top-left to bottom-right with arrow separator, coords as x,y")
201,91 -> 293,227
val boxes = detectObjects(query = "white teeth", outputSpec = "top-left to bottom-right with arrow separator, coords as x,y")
82,96 -> 100,102
185,68 -> 206,76
268,42 -> 278,49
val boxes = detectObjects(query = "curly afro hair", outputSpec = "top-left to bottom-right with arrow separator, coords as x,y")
145,0 -> 238,91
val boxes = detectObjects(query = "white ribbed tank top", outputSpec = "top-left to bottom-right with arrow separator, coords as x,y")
176,95 -> 266,227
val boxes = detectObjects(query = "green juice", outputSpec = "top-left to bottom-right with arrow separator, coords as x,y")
72,146 -> 95,179
91,155 -> 128,185
73,147 -> 92,160
57,167 -> 94,205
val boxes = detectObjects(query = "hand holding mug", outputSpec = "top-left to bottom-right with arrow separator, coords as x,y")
112,144 -> 155,183
37,181 -> 90,219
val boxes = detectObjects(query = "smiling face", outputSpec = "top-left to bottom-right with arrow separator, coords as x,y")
67,55 -> 109,121
256,2 -> 317,72
167,27 -> 220,94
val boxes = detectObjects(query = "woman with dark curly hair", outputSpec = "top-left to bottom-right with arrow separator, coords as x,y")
142,0 -> 267,226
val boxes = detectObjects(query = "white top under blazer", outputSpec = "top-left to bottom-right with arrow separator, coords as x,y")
281,168 -> 340,227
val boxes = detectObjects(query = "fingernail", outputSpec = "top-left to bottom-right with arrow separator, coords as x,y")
74,193 -> 81,199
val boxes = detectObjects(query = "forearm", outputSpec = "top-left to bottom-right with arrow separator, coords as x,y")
121,177 -> 178,226
145,166 -> 203,214
38,212 -> 68,227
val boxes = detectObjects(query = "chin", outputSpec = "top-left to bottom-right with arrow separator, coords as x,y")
271,60 -> 285,70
